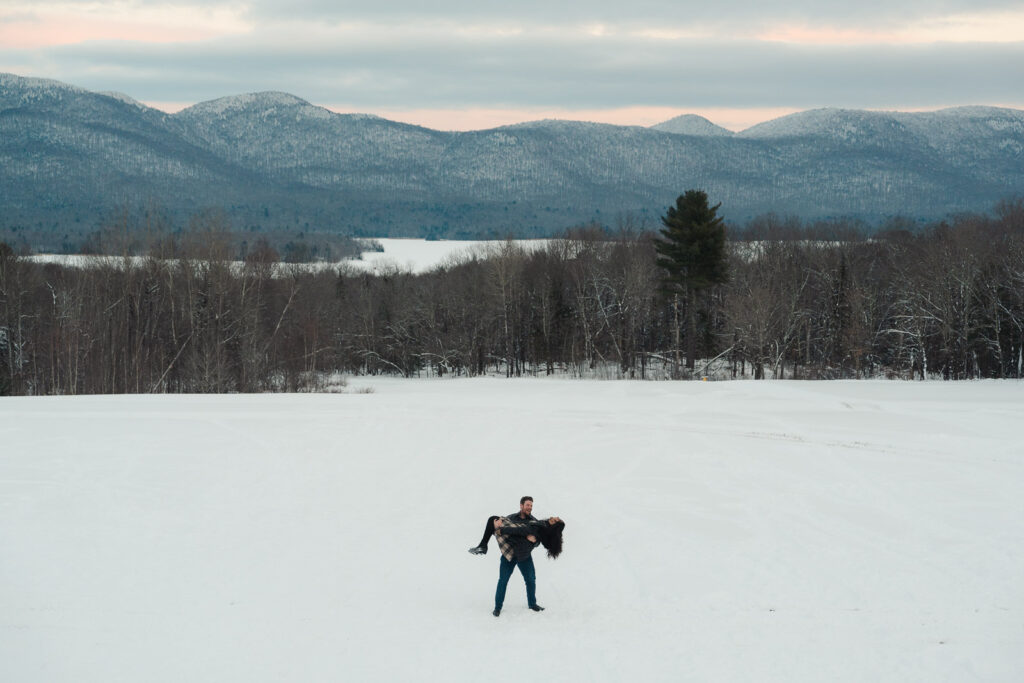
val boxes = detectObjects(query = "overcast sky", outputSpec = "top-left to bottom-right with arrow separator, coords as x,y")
1,0 -> 1021,130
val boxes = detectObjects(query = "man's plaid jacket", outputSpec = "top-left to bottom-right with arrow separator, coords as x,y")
495,512 -> 541,561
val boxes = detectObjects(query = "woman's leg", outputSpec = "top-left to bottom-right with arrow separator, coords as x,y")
469,515 -> 501,554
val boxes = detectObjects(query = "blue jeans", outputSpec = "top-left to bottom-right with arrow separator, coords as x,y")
495,555 -> 537,610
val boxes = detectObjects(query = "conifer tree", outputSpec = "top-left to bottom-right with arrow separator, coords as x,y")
654,190 -> 729,373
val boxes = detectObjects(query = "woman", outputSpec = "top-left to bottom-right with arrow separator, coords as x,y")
468,514 -> 565,559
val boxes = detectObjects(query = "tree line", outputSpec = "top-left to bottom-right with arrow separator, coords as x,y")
2,199 -> 1023,395
1,205 -> 379,262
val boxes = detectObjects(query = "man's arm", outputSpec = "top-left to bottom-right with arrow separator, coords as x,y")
496,522 -> 531,537
499,519 -> 546,544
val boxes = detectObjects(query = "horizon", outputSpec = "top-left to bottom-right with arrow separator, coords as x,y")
144,100 -> 807,133
7,71 -> 1019,133
142,100 -> 1024,133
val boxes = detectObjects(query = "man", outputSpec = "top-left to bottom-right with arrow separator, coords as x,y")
489,496 -> 561,617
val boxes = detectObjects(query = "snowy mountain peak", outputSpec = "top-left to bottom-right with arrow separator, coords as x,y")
928,105 -> 1024,119
738,108 -> 906,140
895,106 -> 1024,133
735,106 -> 1024,158
890,106 -> 1024,154
0,72 -> 90,107
177,91 -> 323,119
650,114 -> 734,137
0,72 -> 82,93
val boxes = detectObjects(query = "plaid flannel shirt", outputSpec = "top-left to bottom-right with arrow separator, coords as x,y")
495,512 -> 540,561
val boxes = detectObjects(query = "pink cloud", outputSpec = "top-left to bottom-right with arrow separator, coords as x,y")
757,11 -> 1024,45
0,17 -> 224,48
140,101 -> 797,132
0,4 -> 252,49
318,106 -> 803,133
138,102 -> 1024,133
140,101 -> 193,114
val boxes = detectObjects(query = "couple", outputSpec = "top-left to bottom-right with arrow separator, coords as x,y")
468,496 -> 565,617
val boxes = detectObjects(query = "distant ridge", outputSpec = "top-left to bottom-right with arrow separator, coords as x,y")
179,91 -> 318,117
2,73 -> 1023,241
737,106 -> 1024,145
650,114 -> 734,137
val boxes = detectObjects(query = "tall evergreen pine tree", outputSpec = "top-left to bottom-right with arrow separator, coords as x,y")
654,190 -> 729,373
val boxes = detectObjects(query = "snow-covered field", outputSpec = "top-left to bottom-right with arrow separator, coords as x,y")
27,239 -> 549,275
351,238 -> 548,273
2,379 -> 1022,682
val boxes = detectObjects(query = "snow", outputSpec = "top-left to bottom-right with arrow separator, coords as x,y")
99,91 -> 146,109
349,238 -> 550,273
178,91 -> 317,118
738,108 -> 900,140
0,72 -> 86,94
2,379 -> 1022,682
651,114 -> 735,137
25,240 -> 549,275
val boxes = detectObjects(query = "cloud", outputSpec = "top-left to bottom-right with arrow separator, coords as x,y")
238,0 -> 1023,31
6,30 -> 1021,111
2,1 -> 1021,129
0,2 -> 250,47
7,1 -> 1023,41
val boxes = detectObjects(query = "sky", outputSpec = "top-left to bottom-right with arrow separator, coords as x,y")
1,1 -> 1022,131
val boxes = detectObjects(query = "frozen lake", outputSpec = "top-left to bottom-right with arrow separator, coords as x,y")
26,239 -> 550,275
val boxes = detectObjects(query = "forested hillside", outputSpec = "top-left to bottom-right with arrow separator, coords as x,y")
3,73 -> 1023,248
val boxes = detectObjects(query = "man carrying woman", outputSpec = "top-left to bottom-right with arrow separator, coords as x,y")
468,496 -> 564,617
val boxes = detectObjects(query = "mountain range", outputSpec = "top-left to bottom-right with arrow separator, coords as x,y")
2,73 -> 1022,242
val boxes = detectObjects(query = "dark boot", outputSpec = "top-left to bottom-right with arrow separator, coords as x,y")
473,515 -> 500,553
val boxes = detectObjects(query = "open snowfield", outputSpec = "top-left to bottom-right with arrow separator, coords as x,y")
27,239 -> 549,275
2,379 -> 1022,682
351,238 -> 548,273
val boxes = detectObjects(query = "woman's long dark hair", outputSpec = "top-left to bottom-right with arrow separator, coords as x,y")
537,520 -> 565,559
